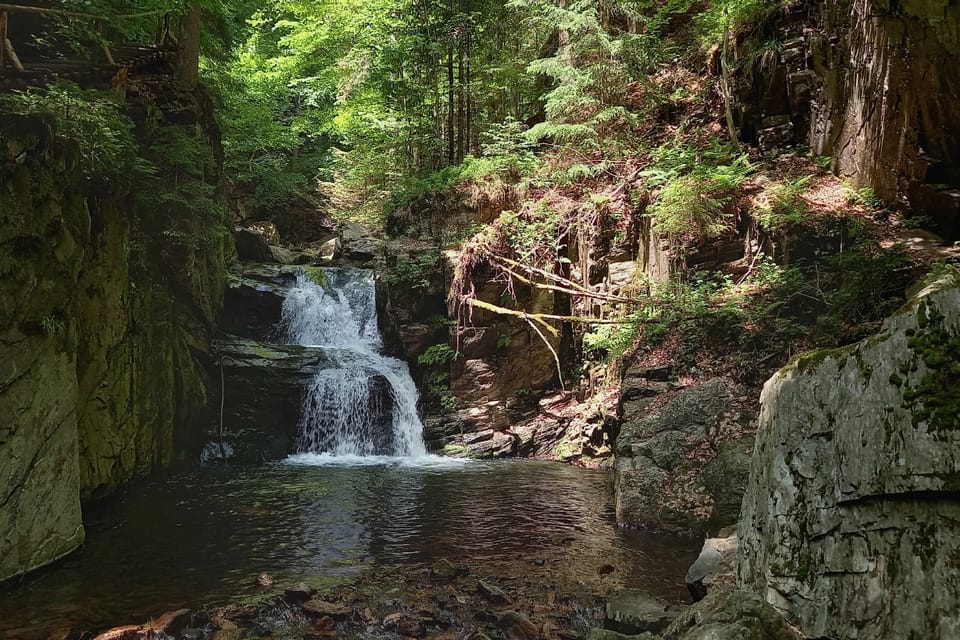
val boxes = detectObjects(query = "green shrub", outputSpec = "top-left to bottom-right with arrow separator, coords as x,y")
418,343 -> 456,366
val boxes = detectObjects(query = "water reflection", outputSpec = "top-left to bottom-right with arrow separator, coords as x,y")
0,461 -> 699,639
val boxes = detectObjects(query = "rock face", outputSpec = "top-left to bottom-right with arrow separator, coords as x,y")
614,376 -> 754,534
738,271 -> 960,639
0,98 -> 226,581
736,1 -> 960,236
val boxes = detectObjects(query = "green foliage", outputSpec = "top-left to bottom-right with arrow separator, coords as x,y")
756,175 -> 811,231
844,185 -> 885,209
0,81 -> 142,184
385,252 -> 440,290
418,343 -> 456,366
644,143 -> 752,239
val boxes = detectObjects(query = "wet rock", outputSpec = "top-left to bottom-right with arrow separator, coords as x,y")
284,583 -> 315,604
685,535 -> 737,602
220,263 -> 299,340
663,590 -> 800,640
430,558 -> 458,582
605,590 -> 676,635
497,611 -> 538,640
235,226 -> 276,262
255,573 -> 275,588
303,599 -> 352,618
212,337 -> 330,462
477,580 -> 512,605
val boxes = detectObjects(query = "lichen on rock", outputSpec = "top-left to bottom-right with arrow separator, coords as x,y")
738,268 -> 960,639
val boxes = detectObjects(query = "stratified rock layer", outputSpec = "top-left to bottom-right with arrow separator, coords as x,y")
739,271 -> 960,639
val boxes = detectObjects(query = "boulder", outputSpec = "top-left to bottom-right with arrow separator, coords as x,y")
234,226 -> 276,262
605,590 -> 677,635
663,590 -> 801,640
685,535 -> 738,601
738,271 -> 960,639
615,378 -> 752,534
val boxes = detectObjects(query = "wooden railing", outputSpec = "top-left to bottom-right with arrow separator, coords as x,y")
0,3 -> 177,88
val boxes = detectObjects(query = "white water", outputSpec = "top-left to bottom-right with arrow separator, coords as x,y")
281,269 -> 428,459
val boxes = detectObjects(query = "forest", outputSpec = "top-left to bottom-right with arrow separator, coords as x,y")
0,1 -> 958,640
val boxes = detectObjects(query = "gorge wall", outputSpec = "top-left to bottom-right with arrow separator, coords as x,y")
0,85 -> 227,583
738,270 -> 960,639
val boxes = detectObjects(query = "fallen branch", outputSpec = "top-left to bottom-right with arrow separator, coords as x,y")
466,298 -> 632,326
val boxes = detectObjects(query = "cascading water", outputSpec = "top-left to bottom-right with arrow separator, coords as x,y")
281,268 -> 427,458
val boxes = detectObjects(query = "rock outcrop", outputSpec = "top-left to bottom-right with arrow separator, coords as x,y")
0,90 -> 227,582
737,0 -> 960,237
738,269 -> 960,639
614,375 -> 754,534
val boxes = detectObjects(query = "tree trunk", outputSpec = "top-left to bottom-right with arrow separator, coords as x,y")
447,39 -> 455,165
176,1 -> 201,89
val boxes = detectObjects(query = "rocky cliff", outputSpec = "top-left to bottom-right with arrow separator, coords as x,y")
738,268 -> 960,639
0,83 -> 227,583
738,0 -> 960,237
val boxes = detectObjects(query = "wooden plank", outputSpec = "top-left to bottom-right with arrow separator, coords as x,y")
0,4 -> 165,20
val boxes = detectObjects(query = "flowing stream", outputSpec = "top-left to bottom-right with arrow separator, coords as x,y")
281,269 -> 426,460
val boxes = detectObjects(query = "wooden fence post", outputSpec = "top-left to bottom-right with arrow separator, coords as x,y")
0,11 -> 7,69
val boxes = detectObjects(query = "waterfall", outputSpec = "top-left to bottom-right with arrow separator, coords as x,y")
281,268 -> 427,458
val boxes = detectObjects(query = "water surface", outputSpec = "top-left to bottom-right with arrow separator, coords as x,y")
0,460 -> 699,639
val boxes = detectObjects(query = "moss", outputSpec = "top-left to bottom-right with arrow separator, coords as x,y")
442,443 -> 470,457
902,299 -> 960,432
302,266 -> 328,287
790,343 -> 857,375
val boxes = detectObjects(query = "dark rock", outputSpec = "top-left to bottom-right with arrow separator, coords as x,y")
284,583 -> 314,604
220,263 -> 299,341
235,226 -> 276,262
758,121 -> 795,152
212,337 -> 330,462
604,590 -> 676,635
